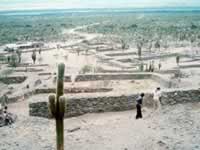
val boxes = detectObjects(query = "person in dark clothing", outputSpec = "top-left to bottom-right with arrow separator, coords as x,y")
4,111 -> 10,125
3,106 -> 12,125
136,93 -> 145,119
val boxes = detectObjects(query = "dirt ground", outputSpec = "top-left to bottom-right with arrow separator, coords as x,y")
0,24 -> 200,150
0,100 -> 199,150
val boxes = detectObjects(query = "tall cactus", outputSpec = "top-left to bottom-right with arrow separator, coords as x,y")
48,63 -> 66,150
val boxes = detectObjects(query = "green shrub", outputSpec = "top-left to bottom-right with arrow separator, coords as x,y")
80,65 -> 93,74
9,52 -> 19,67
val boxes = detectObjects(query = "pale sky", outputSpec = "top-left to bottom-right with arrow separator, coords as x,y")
0,0 -> 200,11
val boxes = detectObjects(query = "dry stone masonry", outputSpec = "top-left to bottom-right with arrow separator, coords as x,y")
29,89 -> 200,118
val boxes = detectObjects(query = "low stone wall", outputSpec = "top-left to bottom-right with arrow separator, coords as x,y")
15,68 -> 44,72
74,73 -> 159,81
39,73 -> 170,87
29,89 -> 200,118
29,94 -> 153,118
0,73 -> 169,86
106,52 -> 136,57
34,87 -> 113,94
3,87 -> 113,104
161,89 -> 200,105
0,76 -> 27,84
179,64 -> 200,69
75,73 -> 170,88
18,63 -> 49,67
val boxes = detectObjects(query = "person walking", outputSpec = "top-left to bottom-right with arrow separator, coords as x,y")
136,93 -> 145,119
153,87 -> 162,111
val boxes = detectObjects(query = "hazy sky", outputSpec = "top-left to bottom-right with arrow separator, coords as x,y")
0,0 -> 200,11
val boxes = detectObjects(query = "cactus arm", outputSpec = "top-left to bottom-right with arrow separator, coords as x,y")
48,94 -> 56,118
58,96 -> 66,118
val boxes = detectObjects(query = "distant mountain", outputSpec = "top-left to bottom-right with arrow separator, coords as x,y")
1,7 -> 200,16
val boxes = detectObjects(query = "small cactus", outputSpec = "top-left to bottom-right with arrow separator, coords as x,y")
32,51 -> 36,64
16,50 -> 22,63
158,62 -> 162,70
48,63 -> 66,150
137,42 -> 142,60
176,55 -> 180,66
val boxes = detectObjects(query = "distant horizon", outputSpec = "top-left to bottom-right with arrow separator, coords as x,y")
1,0 -> 200,11
1,6 -> 200,12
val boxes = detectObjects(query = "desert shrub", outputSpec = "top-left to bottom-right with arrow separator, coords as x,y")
94,66 -> 104,73
0,69 -> 13,77
80,65 -> 93,74
9,52 -> 19,67
155,41 -> 161,49
16,50 -> 22,63
103,80 -> 110,87
0,55 -> 6,62
139,63 -> 144,72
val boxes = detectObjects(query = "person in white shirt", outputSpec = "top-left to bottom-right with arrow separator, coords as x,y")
153,87 -> 162,111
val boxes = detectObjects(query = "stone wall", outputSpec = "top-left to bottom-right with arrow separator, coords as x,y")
0,76 -> 27,84
161,89 -> 200,105
29,89 -> 200,118
0,73 -> 169,86
39,73 -> 170,87
29,93 -> 153,118
75,73 -> 152,82
74,73 -> 169,87
34,87 -> 113,94
3,87 -> 112,104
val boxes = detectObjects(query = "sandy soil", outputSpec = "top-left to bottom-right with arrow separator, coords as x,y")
0,100 -> 199,150
0,23 -> 200,150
